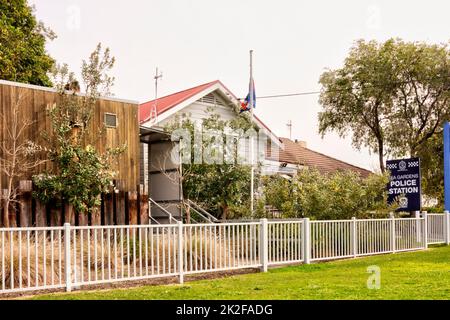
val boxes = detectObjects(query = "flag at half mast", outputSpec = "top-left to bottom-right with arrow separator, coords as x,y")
240,77 -> 256,113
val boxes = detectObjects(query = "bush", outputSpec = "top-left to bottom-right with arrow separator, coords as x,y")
262,169 -> 395,220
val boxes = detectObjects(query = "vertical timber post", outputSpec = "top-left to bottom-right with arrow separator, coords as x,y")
35,199 -> 47,227
64,203 -> 75,226
177,220 -> 184,284
128,191 -> 138,225
18,180 -> 33,227
64,223 -> 72,292
138,185 -> 149,225
116,180 -> 126,225
303,218 -> 311,264
259,218 -> 268,272
50,206 -> 62,226
91,196 -> 102,226
104,192 -> 114,225
351,217 -> 357,258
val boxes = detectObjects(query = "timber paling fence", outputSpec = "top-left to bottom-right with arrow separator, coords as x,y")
0,180 -> 150,228
0,213 -> 449,295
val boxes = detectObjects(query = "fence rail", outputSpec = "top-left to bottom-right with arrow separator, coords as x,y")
1,212 -> 449,295
427,213 -> 447,244
267,220 -> 303,266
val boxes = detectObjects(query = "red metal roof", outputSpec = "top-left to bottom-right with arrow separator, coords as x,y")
139,80 -> 279,142
139,80 -> 220,124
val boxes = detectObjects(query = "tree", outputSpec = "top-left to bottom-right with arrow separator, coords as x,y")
164,108 -> 259,220
0,90 -> 46,227
416,134 -> 444,203
33,44 -> 125,214
0,0 -> 56,86
386,41 -> 450,158
319,39 -> 450,173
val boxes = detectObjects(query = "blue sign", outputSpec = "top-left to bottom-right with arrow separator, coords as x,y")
386,157 -> 421,212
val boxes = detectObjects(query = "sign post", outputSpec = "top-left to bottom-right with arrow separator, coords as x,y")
386,157 -> 421,212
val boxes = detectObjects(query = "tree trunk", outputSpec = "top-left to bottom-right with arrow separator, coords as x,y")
221,204 -> 229,220
3,203 -> 10,228
2,190 -> 10,228
378,140 -> 385,173
8,203 -> 17,228
185,202 -> 191,224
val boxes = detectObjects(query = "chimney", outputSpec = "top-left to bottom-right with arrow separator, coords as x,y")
294,139 -> 307,148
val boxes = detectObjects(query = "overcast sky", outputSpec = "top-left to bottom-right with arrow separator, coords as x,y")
30,0 -> 450,171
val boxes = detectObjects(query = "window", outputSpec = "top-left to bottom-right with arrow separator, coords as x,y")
104,113 -> 117,128
266,139 -> 272,157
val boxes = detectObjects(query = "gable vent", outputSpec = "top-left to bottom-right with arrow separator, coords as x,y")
199,92 -> 226,107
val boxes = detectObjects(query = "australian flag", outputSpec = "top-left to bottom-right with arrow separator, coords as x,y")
240,78 -> 256,113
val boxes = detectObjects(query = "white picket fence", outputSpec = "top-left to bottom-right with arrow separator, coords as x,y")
0,213 -> 449,295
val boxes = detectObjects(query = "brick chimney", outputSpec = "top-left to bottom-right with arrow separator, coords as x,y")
294,139 -> 307,148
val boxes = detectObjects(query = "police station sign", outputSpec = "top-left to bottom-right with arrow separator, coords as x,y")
386,157 -> 421,211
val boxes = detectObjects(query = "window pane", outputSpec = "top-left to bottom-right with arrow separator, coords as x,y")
105,113 -> 117,127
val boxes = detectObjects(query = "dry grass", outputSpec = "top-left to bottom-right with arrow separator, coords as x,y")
1,227 -> 245,292
0,233 -> 65,289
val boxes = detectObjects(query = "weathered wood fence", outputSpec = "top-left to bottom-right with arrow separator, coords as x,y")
0,180 -> 149,227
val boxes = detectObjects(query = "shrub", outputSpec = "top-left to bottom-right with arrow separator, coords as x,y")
262,169 -> 395,220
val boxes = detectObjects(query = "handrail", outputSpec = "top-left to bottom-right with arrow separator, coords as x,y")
186,199 -> 219,223
149,198 -> 179,224
189,205 -> 213,223
149,216 -> 161,225
177,202 -> 207,224
186,215 -> 199,224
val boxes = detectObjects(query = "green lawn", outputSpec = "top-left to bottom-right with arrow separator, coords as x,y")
31,245 -> 450,300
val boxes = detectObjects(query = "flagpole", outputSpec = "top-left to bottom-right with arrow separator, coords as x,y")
249,50 -> 254,216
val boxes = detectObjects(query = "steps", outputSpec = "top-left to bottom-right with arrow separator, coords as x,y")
148,198 -> 219,224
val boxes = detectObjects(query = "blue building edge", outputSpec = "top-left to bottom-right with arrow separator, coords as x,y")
444,122 -> 450,211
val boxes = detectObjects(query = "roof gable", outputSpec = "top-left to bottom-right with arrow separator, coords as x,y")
139,80 -> 281,144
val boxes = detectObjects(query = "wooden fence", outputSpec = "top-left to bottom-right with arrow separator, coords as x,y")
0,180 -> 149,227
